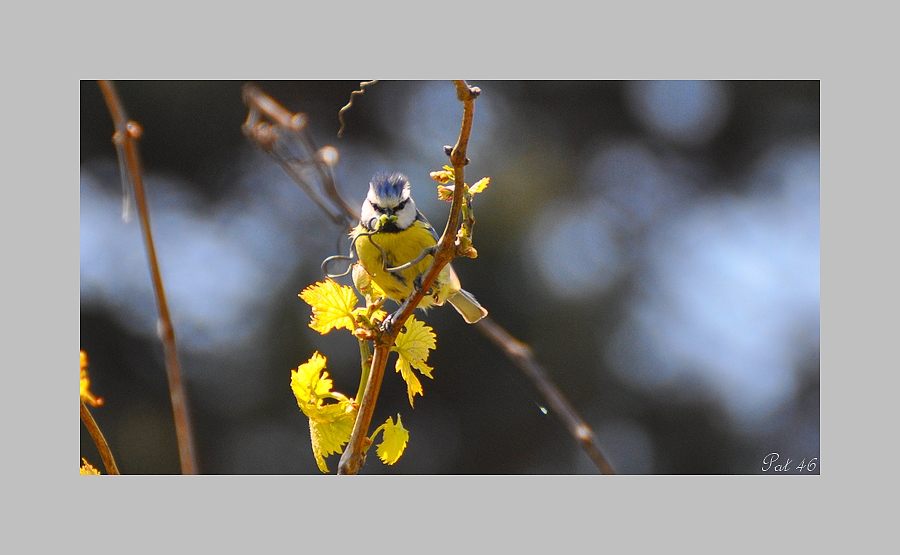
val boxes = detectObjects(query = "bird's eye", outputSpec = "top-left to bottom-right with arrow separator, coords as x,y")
396,200 -> 408,210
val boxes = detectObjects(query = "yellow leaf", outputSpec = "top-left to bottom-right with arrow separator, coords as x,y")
290,352 -> 359,473
395,357 -> 424,407
393,316 -> 436,367
309,401 -> 357,473
80,458 -> 101,475
469,177 -> 490,195
376,415 -> 409,465
290,352 -> 332,412
392,316 -> 436,405
79,350 -> 103,407
299,279 -> 359,335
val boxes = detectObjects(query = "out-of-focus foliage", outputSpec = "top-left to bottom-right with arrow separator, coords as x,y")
80,458 -> 101,475
80,350 -> 103,407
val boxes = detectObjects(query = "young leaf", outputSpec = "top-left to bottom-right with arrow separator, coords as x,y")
308,402 -> 357,473
393,316 -> 436,377
392,316 -> 436,406
79,351 -> 103,407
376,415 -> 409,465
290,353 -> 358,473
429,165 -> 455,184
468,177 -> 490,195
290,352 -> 333,411
80,458 -> 101,475
436,184 -> 455,202
396,360 -> 424,407
299,279 -> 359,335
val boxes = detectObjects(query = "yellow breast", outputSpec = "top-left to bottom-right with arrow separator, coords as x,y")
354,220 -> 456,308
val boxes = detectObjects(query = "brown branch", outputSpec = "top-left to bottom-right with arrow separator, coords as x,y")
96,80 -> 199,475
336,340 -> 390,475
337,81 -> 481,475
81,401 -> 120,475
475,318 -> 615,474
391,81 -> 479,329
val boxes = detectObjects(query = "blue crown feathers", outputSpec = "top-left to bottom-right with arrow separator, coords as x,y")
369,171 -> 410,204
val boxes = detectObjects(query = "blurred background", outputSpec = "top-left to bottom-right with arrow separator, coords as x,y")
80,80 -> 819,474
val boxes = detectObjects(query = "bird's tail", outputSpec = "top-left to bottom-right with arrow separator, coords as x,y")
448,288 -> 488,324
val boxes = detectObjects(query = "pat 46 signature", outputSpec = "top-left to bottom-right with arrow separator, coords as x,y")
762,452 -> 818,473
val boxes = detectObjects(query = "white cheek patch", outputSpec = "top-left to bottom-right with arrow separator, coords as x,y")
395,199 -> 418,229
359,200 -> 378,229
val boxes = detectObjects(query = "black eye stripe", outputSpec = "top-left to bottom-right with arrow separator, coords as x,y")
370,198 -> 408,213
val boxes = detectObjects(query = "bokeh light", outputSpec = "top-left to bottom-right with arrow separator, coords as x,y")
625,80 -> 731,147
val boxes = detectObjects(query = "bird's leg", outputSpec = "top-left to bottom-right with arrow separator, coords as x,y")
413,274 -> 435,298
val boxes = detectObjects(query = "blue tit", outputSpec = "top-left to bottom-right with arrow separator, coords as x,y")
351,171 -> 488,324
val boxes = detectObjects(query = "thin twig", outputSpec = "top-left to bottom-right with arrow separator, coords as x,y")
242,84 -> 358,227
96,80 -> 199,475
81,401 -> 120,475
475,319 -> 615,474
337,80 -> 377,138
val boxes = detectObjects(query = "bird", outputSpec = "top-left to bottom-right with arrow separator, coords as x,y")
351,171 -> 488,324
